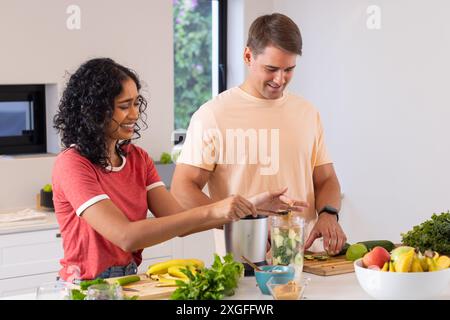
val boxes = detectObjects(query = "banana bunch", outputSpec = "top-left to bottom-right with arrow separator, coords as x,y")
146,258 -> 204,286
381,248 -> 450,272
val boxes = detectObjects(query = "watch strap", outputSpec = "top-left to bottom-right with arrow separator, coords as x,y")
318,206 -> 339,222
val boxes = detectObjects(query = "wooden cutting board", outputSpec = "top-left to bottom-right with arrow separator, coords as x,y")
303,254 -> 354,276
81,274 -> 177,300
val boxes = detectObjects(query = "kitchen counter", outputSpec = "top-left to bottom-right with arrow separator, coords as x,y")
232,273 -> 369,300
0,210 -> 157,235
233,273 -> 450,300
3,272 -> 450,300
0,211 -> 59,235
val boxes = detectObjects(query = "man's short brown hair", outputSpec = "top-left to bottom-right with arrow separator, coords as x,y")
246,13 -> 302,56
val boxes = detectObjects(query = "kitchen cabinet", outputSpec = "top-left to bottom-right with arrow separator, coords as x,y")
0,228 -> 62,297
138,230 -> 216,274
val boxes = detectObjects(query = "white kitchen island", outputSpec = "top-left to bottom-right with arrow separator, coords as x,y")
2,272 -> 450,300
0,210 -> 216,297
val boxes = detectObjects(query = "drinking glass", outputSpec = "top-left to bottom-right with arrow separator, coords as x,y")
35,281 -> 71,300
266,275 -> 311,300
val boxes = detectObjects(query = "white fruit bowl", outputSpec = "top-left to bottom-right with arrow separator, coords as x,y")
354,258 -> 450,300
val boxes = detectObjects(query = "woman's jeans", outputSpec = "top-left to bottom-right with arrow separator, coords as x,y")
57,261 -> 138,283
96,261 -> 138,279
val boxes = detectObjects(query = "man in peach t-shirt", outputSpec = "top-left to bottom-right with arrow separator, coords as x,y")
171,13 -> 347,255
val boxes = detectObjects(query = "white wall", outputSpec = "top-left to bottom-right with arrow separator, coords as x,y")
269,0 -> 450,243
227,0 -> 275,88
4,0 -> 448,246
0,0 -> 173,210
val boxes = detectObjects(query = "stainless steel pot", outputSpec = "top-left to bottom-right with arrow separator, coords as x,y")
224,215 -> 268,276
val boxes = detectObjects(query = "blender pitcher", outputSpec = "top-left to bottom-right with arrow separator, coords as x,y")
224,215 -> 269,276
270,212 -> 305,279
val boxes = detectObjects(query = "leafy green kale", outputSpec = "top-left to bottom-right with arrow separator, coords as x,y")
170,253 -> 244,300
401,211 -> 450,254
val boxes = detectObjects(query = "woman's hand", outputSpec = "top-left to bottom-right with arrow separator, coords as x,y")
209,195 -> 258,221
248,187 -> 309,214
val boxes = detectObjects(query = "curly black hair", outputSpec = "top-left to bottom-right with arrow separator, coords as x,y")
54,58 -> 148,168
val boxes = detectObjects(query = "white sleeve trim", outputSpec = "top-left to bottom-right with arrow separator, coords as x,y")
146,181 -> 165,191
76,194 -> 110,216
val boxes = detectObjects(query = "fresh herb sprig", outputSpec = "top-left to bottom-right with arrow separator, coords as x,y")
69,278 -> 107,300
170,253 -> 244,300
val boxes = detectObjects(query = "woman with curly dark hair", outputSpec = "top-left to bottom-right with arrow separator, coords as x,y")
52,58 -> 305,281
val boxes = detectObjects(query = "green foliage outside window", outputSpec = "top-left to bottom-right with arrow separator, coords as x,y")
173,0 -> 212,129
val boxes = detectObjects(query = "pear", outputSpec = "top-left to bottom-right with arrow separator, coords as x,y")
390,246 -> 414,263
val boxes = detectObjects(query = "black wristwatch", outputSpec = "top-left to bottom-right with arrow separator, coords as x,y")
318,205 -> 339,222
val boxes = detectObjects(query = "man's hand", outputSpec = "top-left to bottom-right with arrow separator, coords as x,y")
304,213 -> 347,255
248,187 -> 309,213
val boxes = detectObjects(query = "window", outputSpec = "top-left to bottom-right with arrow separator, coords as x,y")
0,85 -> 46,155
173,0 -> 227,130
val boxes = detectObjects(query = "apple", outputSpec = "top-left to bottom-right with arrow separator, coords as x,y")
362,246 -> 391,268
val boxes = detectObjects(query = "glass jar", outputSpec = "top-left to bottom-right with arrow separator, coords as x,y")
85,283 -> 124,300
270,213 -> 305,278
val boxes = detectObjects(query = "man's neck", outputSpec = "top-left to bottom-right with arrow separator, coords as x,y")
239,80 -> 285,100
239,81 -> 265,99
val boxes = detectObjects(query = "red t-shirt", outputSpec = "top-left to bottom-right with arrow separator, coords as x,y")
52,144 -> 163,280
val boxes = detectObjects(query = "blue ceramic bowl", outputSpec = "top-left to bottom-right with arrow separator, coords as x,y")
254,265 -> 295,295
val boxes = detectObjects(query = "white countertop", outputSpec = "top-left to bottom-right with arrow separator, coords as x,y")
3,272 -> 450,300
232,273 -> 370,300
0,211 -> 59,235
0,209 -> 159,235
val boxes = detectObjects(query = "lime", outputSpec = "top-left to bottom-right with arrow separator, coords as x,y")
345,243 -> 368,261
